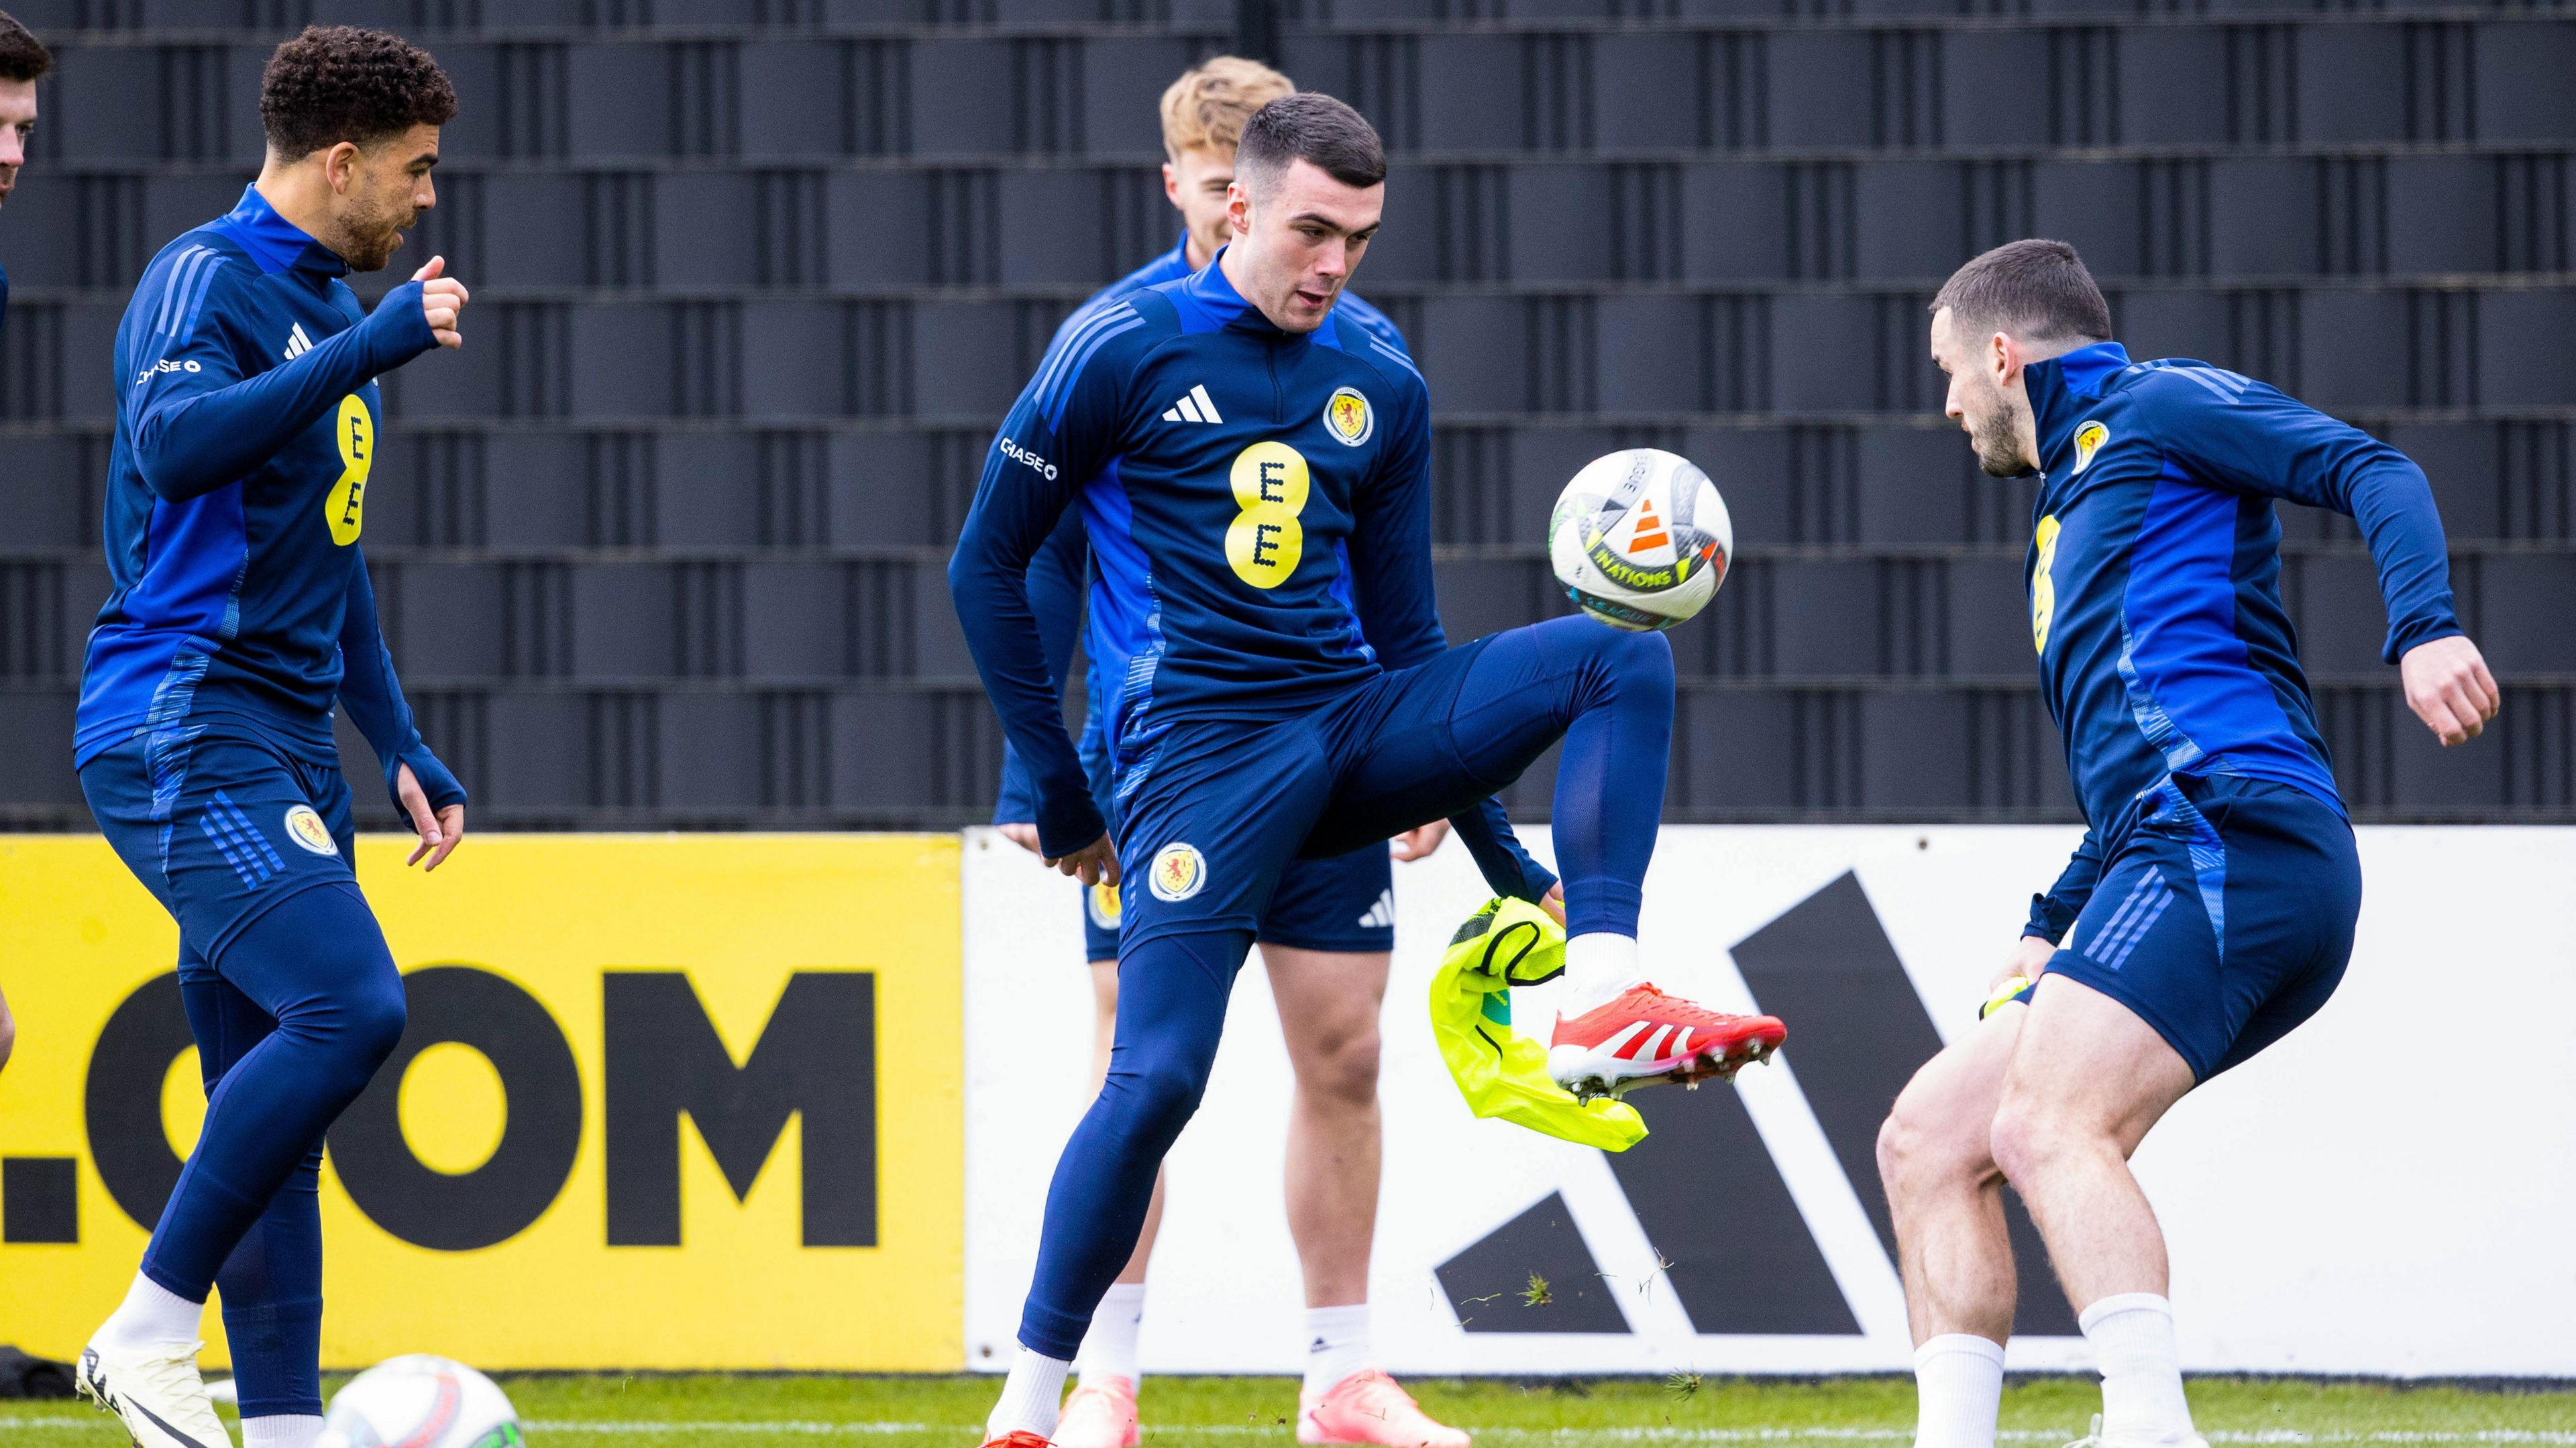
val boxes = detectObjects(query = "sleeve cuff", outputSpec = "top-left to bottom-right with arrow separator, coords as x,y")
388,746 -> 467,814
2382,618 -> 2464,666
1034,795 -> 1108,861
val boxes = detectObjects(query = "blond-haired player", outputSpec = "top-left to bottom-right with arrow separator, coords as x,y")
987,57 -> 1479,1448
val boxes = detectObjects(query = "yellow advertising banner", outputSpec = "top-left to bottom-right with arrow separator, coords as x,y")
0,834 -> 963,1370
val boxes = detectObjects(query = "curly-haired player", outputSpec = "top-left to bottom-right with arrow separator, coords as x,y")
72,25 -> 466,1448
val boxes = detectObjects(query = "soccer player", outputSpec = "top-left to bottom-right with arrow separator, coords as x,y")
987,58 -> 1466,1448
0,5 -> 46,1075
71,26 -> 468,1448
1881,240 -> 2498,1448
952,93 -> 1785,1448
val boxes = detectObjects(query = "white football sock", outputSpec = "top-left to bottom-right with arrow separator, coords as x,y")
2080,1293 -> 2196,1444
1913,1333 -> 2006,1448
94,1272 -> 204,1353
985,1347 -> 1071,1441
1075,1282 -> 1145,1386
242,1415 -> 324,1448
1562,932 -> 1645,1014
1301,1302 -> 1372,1400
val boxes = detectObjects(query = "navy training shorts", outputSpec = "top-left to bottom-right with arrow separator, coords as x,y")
80,726 -> 362,962
2029,773 -> 2361,1080
1076,709 -> 1391,962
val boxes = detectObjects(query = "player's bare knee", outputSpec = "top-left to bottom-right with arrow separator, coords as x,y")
1880,1074 -> 1992,1199
1296,1021 -> 1381,1108
1986,1091 -> 2080,1190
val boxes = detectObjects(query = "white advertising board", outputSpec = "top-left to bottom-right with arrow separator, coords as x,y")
963,826 -> 2576,1377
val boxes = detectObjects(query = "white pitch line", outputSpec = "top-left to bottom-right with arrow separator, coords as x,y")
8,1419 -> 2573,1445
478,1427 -> 2576,1445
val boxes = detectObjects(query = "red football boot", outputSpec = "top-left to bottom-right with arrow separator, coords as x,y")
1547,983 -> 1785,1101
981,1432 -> 1055,1448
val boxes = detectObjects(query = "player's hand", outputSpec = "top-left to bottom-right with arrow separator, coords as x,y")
996,822 -> 1042,854
1391,820 -> 1450,862
1539,883 -> 1566,928
396,763 -> 466,871
413,255 -> 469,348
2400,635 -> 2499,746
1047,833 -> 1120,888
1990,934 -> 2055,997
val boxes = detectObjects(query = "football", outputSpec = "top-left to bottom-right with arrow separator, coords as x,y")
1548,448 -> 1734,631
318,1355 -> 523,1448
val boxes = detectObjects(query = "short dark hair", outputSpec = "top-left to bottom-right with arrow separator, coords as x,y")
1236,92 -> 1386,194
260,25 -> 455,158
1931,239 -> 2114,347
0,10 -> 50,84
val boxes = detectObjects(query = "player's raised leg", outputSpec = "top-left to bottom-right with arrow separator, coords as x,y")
1315,614 -> 1784,1103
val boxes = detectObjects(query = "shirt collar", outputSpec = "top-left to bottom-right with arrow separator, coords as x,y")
2025,339 -> 2131,465
1176,245 -> 1299,337
217,184 -> 348,278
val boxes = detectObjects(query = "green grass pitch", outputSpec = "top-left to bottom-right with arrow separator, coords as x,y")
5,1374 -> 2571,1447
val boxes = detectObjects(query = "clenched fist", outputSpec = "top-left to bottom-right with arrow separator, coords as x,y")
414,254 -> 470,347
2400,635 -> 2500,746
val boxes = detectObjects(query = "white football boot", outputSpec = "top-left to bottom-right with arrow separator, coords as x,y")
78,1338 -> 234,1448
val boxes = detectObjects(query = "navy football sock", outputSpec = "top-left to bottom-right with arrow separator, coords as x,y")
213,1155 -> 325,1419
141,882 -> 406,1302
1018,928 -> 1250,1359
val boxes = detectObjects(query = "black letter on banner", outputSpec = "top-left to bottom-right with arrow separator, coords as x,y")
602,971 -> 875,1247
329,966 -> 582,1251
85,972 -> 193,1231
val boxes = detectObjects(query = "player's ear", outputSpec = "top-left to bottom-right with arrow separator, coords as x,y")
1989,330 -> 2021,386
1226,180 -> 1250,237
323,140 -> 360,195
1163,160 -> 1180,208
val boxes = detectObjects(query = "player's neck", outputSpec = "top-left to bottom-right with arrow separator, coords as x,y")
1214,243 -> 1291,331
1185,233 -> 1217,271
250,166 -> 343,263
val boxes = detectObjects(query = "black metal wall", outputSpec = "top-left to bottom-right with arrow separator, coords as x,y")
1,0 -> 2571,829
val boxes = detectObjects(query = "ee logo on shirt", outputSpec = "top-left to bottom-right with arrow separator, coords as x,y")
2031,514 -> 2062,655
1226,441 -> 1309,590
325,394 -> 372,547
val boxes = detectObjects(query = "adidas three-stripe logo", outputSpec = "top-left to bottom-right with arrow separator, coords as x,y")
283,322 -> 315,360
1161,383 -> 1224,424
1356,889 -> 1394,930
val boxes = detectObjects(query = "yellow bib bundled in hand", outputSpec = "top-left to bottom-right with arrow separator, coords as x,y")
1431,897 -> 1648,1152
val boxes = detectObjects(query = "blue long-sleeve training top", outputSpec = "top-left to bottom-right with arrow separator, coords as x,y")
992,231 -> 1429,822
2019,340 -> 2459,939
951,252 -> 1552,903
75,184 -> 462,812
